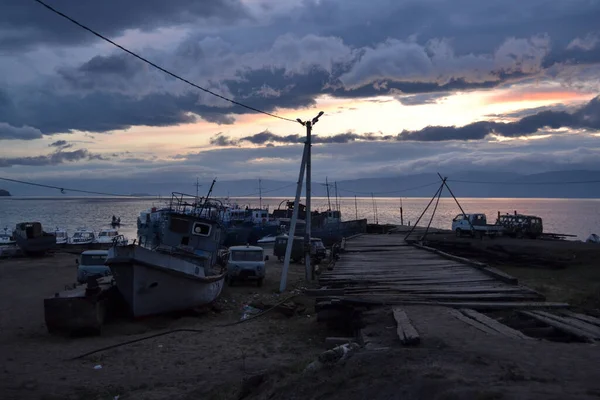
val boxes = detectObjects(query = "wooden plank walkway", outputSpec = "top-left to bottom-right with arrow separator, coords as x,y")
318,234 -> 567,309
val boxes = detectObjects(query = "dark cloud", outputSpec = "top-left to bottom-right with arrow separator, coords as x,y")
2,0 -> 600,139
0,0 -> 249,51
395,92 -> 449,106
212,96 -> 600,144
0,123 -> 43,140
49,140 -> 73,149
201,113 -> 236,125
0,149 -> 106,168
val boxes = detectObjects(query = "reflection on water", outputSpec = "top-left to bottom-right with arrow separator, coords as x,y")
0,197 -> 598,240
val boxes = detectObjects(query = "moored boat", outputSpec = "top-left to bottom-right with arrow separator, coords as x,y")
54,227 -> 68,245
1,226 -> 16,246
96,228 -> 128,245
68,228 -> 96,245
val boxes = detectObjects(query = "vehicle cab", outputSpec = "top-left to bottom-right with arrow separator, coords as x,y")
76,250 -> 110,283
226,245 -> 268,287
452,213 -> 485,231
310,238 -> 327,261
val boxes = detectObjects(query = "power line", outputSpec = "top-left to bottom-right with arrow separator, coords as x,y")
0,176 -> 155,197
32,0 -> 296,124
335,181 -> 441,196
448,179 -> 600,185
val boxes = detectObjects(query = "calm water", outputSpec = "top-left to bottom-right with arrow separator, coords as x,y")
1,197 -> 599,241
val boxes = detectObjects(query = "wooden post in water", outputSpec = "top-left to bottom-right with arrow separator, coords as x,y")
400,198 -> 404,226
354,195 -> 358,220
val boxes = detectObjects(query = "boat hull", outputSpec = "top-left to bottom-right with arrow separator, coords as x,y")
15,235 -> 56,255
106,246 -> 225,317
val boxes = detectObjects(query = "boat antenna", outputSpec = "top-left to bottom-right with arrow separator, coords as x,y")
194,177 -> 201,200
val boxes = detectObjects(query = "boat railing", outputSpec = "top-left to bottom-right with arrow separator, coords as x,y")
169,192 -> 226,222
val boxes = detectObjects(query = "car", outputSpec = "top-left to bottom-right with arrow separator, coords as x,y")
76,250 -> 110,283
226,245 -> 268,287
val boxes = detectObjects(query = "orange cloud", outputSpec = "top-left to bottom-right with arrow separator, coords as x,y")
485,90 -> 594,104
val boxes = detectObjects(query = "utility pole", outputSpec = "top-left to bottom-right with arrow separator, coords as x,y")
258,178 -> 263,209
280,111 -> 324,291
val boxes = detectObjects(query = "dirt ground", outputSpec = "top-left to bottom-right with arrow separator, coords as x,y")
3,242 -> 600,400
421,234 -> 600,314
242,306 -> 600,400
0,251 -> 330,400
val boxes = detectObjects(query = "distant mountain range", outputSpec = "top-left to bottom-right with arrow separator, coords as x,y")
2,170 -> 600,198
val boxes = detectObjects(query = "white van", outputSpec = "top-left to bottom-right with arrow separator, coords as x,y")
226,245 -> 268,287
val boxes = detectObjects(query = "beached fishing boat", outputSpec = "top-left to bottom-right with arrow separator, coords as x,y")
105,244 -> 225,317
13,222 -> 56,255
118,186 -> 227,316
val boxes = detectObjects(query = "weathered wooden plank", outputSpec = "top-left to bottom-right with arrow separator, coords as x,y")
460,309 -> 531,339
520,311 -> 596,343
448,308 -> 501,336
479,266 -> 518,285
392,308 -> 420,345
559,310 -> 600,327
532,311 -> 600,337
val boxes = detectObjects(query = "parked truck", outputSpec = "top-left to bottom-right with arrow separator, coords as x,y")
496,211 -> 543,239
451,213 -> 504,238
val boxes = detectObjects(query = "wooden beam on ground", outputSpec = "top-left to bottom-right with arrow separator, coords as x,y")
532,311 -> 600,338
448,308 -> 501,336
520,311 -> 597,343
559,310 -> 600,327
392,308 -> 420,345
460,309 -> 531,340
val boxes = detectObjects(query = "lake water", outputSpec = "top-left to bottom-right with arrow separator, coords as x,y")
1,197 -> 599,241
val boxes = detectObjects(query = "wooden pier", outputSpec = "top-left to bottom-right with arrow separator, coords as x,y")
315,234 -> 567,309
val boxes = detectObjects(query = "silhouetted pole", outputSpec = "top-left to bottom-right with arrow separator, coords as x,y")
354,195 -> 358,220
279,145 -> 308,292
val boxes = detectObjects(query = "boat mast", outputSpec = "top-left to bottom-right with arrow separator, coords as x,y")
334,181 -> 339,211
258,178 -> 263,209
325,177 -> 332,211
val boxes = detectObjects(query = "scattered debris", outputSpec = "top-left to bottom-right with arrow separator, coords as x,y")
304,342 -> 360,373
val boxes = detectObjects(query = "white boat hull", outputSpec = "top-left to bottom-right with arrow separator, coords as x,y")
106,245 -> 225,317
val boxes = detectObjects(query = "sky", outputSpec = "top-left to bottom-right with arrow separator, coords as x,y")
1,0 -> 600,193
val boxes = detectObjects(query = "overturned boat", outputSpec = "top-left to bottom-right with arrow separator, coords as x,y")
105,244 -> 225,317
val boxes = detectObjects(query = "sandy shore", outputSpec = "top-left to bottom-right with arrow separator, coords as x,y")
0,251 -> 328,400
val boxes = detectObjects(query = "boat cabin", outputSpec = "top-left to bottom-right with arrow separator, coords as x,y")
159,212 -> 223,266
250,209 -> 270,224
14,222 -> 44,239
